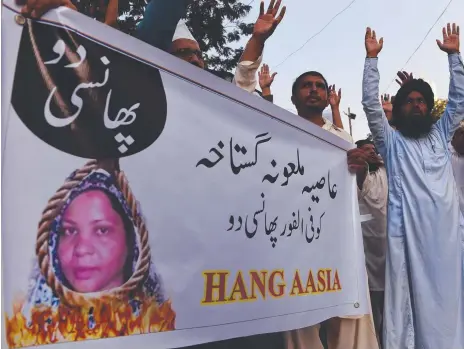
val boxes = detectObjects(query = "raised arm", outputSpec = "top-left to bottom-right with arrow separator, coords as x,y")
329,85 -> 344,129
258,64 -> 276,102
435,23 -> 464,142
134,0 -> 188,52
362,27 -> 394,157
104,0 -> 118,28
234,0 -> 285,92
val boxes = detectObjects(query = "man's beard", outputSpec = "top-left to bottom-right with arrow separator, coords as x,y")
395,111 -> 434,139
367,154 -> 383,172
307,105 -> 325,113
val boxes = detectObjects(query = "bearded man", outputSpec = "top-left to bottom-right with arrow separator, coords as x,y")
360,23 -> 464,349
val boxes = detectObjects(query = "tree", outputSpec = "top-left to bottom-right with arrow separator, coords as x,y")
432,98 -> 448,120
118,0 -> 254,73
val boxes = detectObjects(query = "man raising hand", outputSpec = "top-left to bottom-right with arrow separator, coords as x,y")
358,23 -> 464,349
234,0 -> 286,92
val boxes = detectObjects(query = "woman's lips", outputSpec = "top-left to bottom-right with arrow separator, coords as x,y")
73,267 -> 98,280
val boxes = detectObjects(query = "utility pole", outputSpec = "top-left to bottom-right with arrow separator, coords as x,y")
344,107 -> 357,137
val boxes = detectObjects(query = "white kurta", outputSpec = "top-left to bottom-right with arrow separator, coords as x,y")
358,167 -> 388,291
362,54 -> 464,349
284,117 -> 378,349
232,55 -> 263,94
451,145 -> 464,215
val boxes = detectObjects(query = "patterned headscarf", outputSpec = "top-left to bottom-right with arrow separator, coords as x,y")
23,169 -> 166,315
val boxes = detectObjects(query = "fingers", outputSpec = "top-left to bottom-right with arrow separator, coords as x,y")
271,72 -> 277,81
338,88 -> 342,99
372,30 -> 376,40
267,0 -> 276,14
276,6 -> 286,24
16,0 -> 27,6
365,27 -> 371,40
442,26 -> 447,41
272,0 -> 281,16
436,39 -> 443,49
379,37 -> 384,48
348,164 -> 366,174
396,71 -> 413,85
259,1 -> 264,17
397,71 -> 406,81
20,0 -> 34,16
448,23 -> 461,36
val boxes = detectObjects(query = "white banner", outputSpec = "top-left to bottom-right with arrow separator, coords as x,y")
1,4 -> 368,349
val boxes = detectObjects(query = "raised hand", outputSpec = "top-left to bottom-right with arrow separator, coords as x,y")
437,23 -> 460,54
395,71 -> 414,86
347,149 -> 369,175
329,85 -> 342,108
253,0 -> 286,41
381,94 -> 393,113
365,27 -> 384,58
258,64 -> 277,90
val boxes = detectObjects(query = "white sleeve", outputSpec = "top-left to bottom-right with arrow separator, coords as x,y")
232,55 -> 263,93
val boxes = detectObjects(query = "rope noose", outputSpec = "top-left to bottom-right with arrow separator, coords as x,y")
35,159 -> 151,307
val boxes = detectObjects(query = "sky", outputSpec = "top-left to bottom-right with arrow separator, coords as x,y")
232,0 -> 463,141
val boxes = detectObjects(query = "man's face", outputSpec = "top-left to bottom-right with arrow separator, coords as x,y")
358,143 -> 382,171
170,39 -> 205,69
396,90 -> 434,138
360,144 -> 377,159
400,91 -> 428,118
292,75 -> 328,112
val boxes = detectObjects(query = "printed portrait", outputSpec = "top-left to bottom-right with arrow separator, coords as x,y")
6,162 -> 175,348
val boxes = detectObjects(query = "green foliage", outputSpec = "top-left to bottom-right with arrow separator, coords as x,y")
118,0 -> 254,73
432,99 -> 447,120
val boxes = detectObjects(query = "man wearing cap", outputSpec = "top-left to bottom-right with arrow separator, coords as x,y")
361,23 -> 464,348
167,19 -> 205,69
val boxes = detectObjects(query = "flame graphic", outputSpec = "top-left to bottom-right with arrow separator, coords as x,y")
5,297 -> 175,348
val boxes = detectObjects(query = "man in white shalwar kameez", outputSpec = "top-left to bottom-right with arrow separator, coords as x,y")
361,24 -> 464,349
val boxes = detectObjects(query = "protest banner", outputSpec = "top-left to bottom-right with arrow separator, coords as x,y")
1,3 -> 369,348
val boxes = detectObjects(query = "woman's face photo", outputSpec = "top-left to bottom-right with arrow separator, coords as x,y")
57,190 -> 129,293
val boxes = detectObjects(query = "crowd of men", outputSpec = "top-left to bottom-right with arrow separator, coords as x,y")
13,0 -> 464,348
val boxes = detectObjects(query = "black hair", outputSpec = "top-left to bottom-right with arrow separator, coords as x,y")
392,79 -> 435,121
292,71 -> 329,97
355,139 -> 375,148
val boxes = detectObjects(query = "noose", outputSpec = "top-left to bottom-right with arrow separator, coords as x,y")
35,159 -> 151,307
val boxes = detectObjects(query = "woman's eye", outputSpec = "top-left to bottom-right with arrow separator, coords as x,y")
96,227 -> 110,235
62,227 -> 77,236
